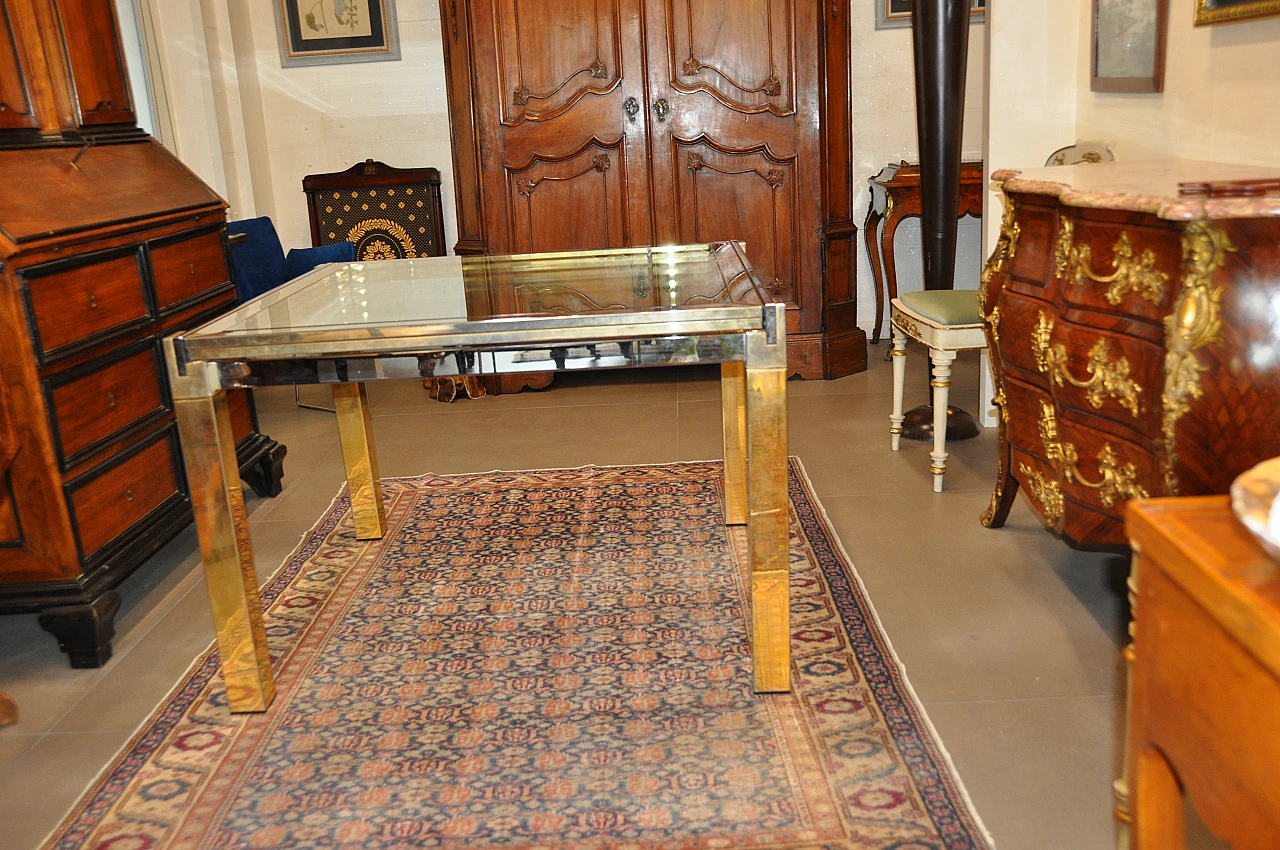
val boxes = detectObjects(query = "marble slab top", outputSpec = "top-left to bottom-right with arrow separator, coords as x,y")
993,159 -> 1280,221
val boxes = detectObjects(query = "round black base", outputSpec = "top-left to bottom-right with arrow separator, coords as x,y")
900,404 -> 981,442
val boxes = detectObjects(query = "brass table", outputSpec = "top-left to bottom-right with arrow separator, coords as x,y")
166,243 -> 791,713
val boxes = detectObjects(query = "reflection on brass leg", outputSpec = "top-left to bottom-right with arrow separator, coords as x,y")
175,392 -> 275,713
333,382 -> 386,540
746,316 -> 790,693
721,361 -> 748,526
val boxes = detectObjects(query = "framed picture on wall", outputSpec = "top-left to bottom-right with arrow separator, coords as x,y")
875,0 -> 985,30
1194,0 -> 1280,24
1091,0 -> 1169,93
274,0 -> 401,67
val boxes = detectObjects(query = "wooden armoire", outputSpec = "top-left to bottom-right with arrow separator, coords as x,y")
0,0 -> 283,666
438,0 -> 865,378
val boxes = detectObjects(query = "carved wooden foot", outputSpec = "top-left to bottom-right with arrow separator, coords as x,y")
38,591 -> 122,668
424,376 -> 489,402
0,691 -> 16,728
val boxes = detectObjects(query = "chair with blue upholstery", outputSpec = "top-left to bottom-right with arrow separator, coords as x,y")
888,290 -> 987,492
226,216 -> 355,302
226,217 -> 355,411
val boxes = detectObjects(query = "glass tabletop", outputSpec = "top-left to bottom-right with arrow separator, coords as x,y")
179,242 -> 769,361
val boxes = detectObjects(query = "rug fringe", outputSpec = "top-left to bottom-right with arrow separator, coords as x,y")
788,457 -> 998,850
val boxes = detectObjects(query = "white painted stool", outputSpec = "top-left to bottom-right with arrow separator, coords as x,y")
889,290 -> 987,492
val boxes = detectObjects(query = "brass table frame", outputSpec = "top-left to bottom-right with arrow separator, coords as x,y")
165,256 -> 790,713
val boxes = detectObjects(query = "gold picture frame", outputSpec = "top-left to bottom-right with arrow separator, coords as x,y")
1194,0 -> 1280,24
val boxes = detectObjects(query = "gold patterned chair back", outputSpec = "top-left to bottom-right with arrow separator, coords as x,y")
303,159 -> 447,260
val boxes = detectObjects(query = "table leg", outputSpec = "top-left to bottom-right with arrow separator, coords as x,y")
333,382 -> 386,540
864,208 -> 886,344
174,384 -> 275,714
745,313 -> 790,693
721,361 -> 748,526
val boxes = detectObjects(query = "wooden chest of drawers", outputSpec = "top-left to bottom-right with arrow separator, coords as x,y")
980,160 -> 1280,548
0,139 -> 286,667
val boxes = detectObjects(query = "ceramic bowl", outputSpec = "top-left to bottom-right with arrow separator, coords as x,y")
1230,456 -> 1280,562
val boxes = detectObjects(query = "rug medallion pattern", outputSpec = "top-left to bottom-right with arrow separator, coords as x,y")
43,461 -> 990,850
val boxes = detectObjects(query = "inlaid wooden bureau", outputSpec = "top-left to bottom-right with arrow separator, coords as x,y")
980,160 -> 1280,548
0,0 -> 283,667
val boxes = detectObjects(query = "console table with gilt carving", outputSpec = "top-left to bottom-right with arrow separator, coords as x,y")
978,160 -> 1280,549
864,161 -> 984,343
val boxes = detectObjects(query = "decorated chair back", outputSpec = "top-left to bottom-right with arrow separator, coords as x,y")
303,159 -> 447,260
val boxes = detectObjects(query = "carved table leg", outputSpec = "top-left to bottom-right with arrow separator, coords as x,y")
745,307 -> 790,693
880,209 -> 906,362
38,591 -> 122,668
890,325 -> 908,450
241,439 -> 287,498
721,361 -> 748,526
928,349 -> 957,493
864,207 -> 886,344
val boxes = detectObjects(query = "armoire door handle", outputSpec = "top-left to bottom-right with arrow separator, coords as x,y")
653,99 -> 670,123
623,97 -> 639,124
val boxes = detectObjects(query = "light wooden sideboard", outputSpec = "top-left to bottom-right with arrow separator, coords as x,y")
1124,497 -> 1280,848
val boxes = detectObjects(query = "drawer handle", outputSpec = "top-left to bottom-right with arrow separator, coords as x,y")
189,263 -> 196,276
1031,313 -> 1143,417
1054,220 -> 1168,306
106,392 -> 116,408
1037,401 -> 1149,508
88,294 -> 97,309
125,487 -> 134,502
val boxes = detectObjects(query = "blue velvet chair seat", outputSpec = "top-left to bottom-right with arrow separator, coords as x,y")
227,217 -> 355,302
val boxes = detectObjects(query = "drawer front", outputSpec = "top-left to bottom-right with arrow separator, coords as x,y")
150,229 -> 233,314
45,343 -> 169,470
1005,201 -> 1059,292
1030,308 -> 1165,438
22,247 -> 151,363
993,290 -> 1055,385
1006,374 -> 1160,518
1054,216 -> 1180,326
1012,447 -> 1128,547
67,427 -> 183,563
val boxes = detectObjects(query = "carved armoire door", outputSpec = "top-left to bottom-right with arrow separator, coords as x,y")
643,0 -> 819,340
464,0 -> 653,254
440,0 -> 864,377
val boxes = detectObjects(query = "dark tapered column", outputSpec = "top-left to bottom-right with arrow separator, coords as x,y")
902,0 -> 979,442
912,0 -> 970,292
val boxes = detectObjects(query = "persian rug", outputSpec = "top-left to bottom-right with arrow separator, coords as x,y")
43,460 -> 992,850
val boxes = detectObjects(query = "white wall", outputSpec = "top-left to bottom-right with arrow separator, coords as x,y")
852,12 -> 988,333
1075,0 -> 1280,168
982,0 -> 1082,256
138,0 -> 457,253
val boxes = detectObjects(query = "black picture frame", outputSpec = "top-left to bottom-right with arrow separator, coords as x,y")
274,0 -> 401,67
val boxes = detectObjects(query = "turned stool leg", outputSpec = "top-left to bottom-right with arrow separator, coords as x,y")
890,325 -> 908,451
929,349 -> 956,493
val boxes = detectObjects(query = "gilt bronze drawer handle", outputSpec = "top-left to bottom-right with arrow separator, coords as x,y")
88,294 -> 97,309
1031,313 -> 1143,417
106,392 -> 116,408
1018,463 -> 1064,524
1038,401 -> 1149,508
1054,220 -> 1168,306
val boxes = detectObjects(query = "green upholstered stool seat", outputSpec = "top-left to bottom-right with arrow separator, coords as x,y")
899,289 -> 982,326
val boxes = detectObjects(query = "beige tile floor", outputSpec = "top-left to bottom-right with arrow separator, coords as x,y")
0,345 -> 1221,849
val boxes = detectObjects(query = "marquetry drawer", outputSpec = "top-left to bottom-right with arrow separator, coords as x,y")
1053,215 -> 1180,327
1052,409 -> 1160,518
44,343 -> 169,470
65,427 -> 183,564
20,246 -> 151,363
1005,201 -> 1060,293
1011,447 -> 1128,548
150,228 -> 232,315
992,290 -> 1056,384
1029,310 -> 1165,438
